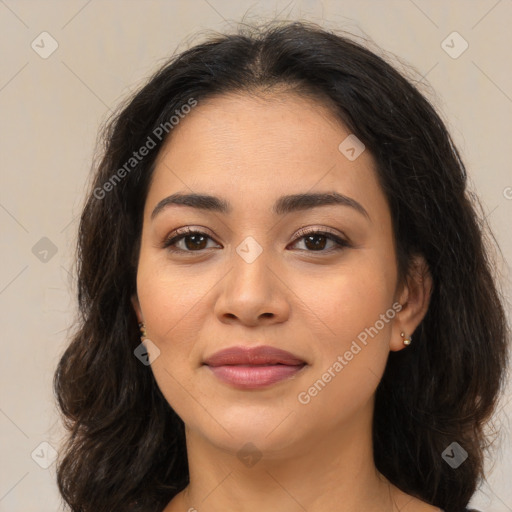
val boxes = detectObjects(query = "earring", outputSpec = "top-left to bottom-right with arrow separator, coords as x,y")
138,322 -> 147,341
400,331 -> 412,346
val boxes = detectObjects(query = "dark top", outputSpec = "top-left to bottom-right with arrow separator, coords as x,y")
438,509 -> 482,511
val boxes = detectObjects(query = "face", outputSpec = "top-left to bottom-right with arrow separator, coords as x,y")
132,91 -> 427,457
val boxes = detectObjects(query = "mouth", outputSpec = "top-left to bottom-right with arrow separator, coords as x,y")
203,345 -> 307,390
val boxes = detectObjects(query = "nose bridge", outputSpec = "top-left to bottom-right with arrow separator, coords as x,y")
214,233 -> 289,324
231,234 -> 273,299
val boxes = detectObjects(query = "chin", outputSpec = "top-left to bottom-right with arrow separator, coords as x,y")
188,408 -> 303,456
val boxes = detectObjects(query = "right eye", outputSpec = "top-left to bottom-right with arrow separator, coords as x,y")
162,228 -> 222,253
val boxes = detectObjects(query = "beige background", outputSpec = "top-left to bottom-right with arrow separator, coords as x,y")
1,1 -> 511,511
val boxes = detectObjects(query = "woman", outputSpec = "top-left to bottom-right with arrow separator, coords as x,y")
53,20 -> 509,512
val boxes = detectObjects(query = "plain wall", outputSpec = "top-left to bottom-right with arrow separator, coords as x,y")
0,1 -> 511,511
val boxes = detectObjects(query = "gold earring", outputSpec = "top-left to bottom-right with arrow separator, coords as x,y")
400,331 -> 412,346
138,322 -> 147,341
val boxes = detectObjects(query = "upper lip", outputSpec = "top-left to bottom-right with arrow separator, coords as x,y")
203,345 -> 306,367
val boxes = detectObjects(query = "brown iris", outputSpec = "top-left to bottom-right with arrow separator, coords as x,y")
303,234 -> 328,251
183,234 -> 208,251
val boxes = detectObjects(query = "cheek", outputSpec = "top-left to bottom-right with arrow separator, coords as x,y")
297,253 -> 396,347
135,261 -> 207,419
295,297 -> 392,428
136,258 -> 210,341
291,256 -> 395,412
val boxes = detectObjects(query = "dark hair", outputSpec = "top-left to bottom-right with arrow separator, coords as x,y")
53,20 -> 510,512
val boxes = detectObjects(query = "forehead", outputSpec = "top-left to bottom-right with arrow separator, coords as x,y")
145,92 -> 387,222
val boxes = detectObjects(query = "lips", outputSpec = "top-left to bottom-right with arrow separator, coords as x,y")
203,345 -> 306,366
203,345 -> 307,389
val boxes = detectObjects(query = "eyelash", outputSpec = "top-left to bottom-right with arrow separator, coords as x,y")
161,226 -> 350,254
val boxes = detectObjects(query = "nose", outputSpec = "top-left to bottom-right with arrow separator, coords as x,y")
213,244 -> 291,327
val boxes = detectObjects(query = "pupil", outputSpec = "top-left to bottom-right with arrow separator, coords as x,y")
305,234 -> 326,250
186,235 -> 206,250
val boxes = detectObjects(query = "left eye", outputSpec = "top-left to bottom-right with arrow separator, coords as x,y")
290,230 -> 349,252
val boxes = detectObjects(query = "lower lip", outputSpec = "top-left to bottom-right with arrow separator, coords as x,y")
206,364 -> 306,389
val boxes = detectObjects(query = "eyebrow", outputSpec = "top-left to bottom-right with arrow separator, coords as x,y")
151,191 -> 370,221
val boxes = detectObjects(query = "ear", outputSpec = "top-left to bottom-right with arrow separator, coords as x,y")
390,254 -> 433,352
131,294 -> 144,324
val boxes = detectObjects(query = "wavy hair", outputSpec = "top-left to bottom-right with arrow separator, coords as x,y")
53,20 -> 510,512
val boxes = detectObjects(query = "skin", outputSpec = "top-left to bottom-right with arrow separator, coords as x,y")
132,91 -> 437,512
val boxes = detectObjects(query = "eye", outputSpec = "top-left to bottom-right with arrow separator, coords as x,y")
289,228 -> 350,252
162,227 -> 350,254
162,227 -> 221,253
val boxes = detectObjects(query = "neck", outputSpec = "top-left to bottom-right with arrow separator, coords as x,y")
173,403 -> 400,512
